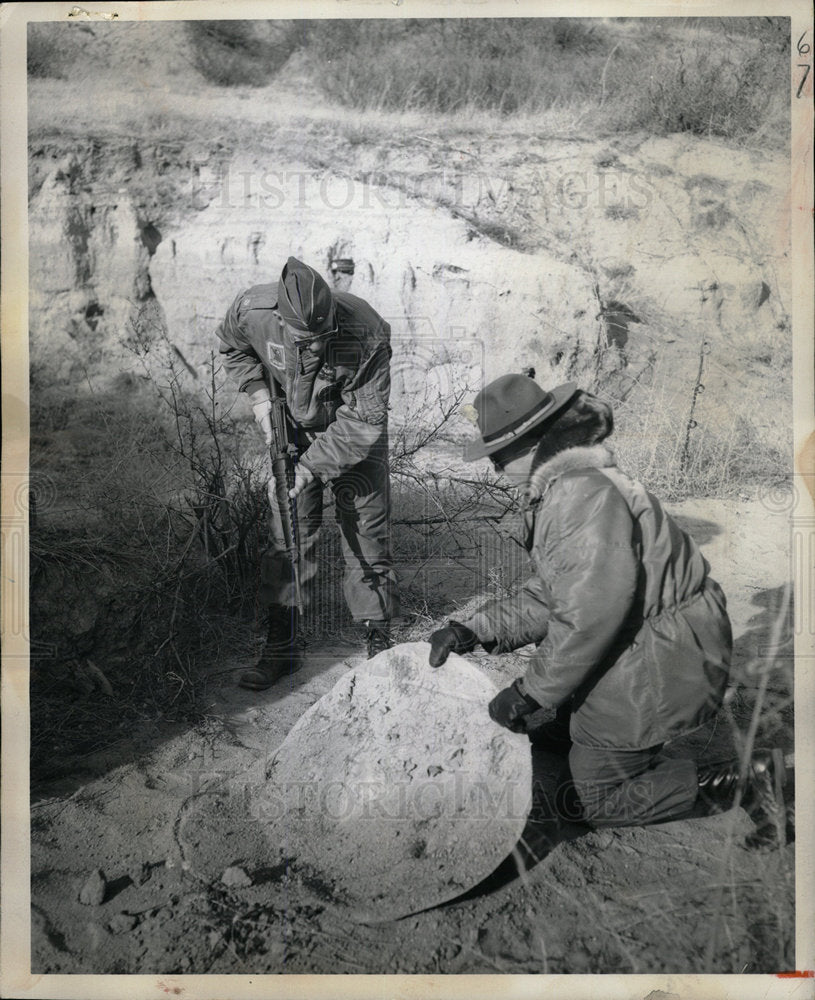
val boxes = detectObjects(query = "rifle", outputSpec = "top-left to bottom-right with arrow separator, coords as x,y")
268,377 -> 304,615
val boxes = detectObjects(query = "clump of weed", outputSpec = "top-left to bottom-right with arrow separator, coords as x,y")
605,27 -> 789,142
306,18 -> 617,115
608,360 -> 789,501
605,203 -> 640,221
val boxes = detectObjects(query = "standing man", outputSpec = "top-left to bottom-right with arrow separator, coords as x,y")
217,256 -> 399,689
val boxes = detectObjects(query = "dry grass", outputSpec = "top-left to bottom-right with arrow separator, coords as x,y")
611,371 -> 790,501
28,18 -> 789,150
304,17 -> 788,148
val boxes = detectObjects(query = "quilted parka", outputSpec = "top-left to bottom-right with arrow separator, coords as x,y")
462,444 -> 732,750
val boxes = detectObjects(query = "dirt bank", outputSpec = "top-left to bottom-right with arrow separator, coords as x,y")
29,106 -> 790,430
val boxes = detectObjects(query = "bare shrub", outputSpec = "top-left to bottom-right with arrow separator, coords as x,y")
186,20 -> 299,87
29,329 -> 271,780
611,43 -> 785,141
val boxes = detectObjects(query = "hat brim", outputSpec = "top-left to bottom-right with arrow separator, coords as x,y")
463,382 -> 578,462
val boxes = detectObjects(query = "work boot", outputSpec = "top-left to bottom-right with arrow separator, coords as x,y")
364,620 -> 392,659
238,605 -> 302,690
697,748 -> 788,849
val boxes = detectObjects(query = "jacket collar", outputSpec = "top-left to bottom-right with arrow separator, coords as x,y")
524,443 -> 617,506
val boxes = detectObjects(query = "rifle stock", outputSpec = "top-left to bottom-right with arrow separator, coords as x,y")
268,378 -> 304,614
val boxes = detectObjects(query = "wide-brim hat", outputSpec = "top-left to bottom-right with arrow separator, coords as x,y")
278,256 -> 336,339
463,375 -> 578,462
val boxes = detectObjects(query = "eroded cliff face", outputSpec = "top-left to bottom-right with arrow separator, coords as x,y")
148,165 -> 603,419
28,144 -> 168,385
28,129 -> 790,422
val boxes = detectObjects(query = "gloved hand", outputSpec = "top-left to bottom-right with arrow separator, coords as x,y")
288,463 -> 315,499
428,621 -> 478,668
249,391 -> 273,446
488,679 -> 541,733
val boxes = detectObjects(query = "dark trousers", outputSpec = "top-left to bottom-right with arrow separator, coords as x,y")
259,435 -> 399,623
559,743 -> 700,828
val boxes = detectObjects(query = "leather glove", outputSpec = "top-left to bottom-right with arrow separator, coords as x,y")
428,621 -> 478,668
488,679 -> 541,733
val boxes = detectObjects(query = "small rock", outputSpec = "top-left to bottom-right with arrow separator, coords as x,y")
593,830 -> 615,850
221,865 -> 253,888
85,921 -> 108,948
478,925 -> 531,962
78,869 -> 107,906
130,861 -> 155,886
583,934 -> 604,957
108,912 -> 137,934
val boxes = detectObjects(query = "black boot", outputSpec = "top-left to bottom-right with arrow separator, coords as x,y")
697,748 -> 788,848
364,620 -> 392,659
238,605 -> 302,690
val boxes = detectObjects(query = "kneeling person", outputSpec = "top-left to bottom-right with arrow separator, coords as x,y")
429,374 -> 787,845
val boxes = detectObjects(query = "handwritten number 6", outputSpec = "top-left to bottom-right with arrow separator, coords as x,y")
797,31 -> 811,56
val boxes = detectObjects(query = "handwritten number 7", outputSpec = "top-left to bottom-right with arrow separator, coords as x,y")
797,63 -> 811,99
797,31 -> 811,98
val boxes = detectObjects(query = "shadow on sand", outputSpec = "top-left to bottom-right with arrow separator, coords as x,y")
449,747 -> 589,903
399,578 -> 796,921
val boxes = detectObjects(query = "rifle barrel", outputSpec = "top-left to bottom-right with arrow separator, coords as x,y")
268,378 -> 304,615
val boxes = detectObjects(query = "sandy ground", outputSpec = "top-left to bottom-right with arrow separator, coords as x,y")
30,498 -> 795,975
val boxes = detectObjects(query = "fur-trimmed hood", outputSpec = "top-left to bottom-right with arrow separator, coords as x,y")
524,443 -> 617,504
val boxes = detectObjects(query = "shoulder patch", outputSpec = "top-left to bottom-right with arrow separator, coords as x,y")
266,342 -> 285,369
